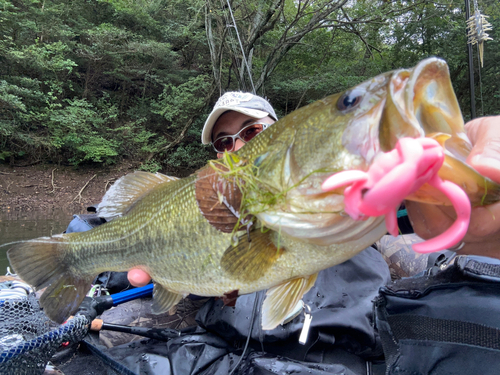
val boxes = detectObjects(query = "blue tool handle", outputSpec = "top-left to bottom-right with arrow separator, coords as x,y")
397,208 -> 408,218
111,284 -> 153,306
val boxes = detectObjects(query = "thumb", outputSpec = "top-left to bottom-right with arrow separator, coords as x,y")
465,116 -> 500,184
128,268 -> 152,287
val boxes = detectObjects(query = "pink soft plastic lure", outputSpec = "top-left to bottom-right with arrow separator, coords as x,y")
321,137 -> 471,253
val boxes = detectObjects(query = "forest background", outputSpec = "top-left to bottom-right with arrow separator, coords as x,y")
0,0 -> 499,177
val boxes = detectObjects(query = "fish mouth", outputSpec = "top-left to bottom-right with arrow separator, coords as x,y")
380,57 -> 466,152
381,57 -> 498,206
257,210 -> 386,246
410,58 -> 466,139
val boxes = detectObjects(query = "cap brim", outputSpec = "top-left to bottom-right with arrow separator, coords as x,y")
201,107 -> 270,144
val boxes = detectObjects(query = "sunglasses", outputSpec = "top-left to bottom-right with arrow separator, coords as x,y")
212,122 -> 271,153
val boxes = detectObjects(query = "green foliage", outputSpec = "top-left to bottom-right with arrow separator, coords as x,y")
0,0 -> 498,173
154,75 -> 211,126
165,142 -> 210,169
139,159 -> 162,173
0,151 -> 12,161
47,98 -> 119,164
0,0 -> 212,172
265,0 -> 499,119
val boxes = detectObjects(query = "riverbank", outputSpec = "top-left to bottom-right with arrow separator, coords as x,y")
0,162 -> 141,213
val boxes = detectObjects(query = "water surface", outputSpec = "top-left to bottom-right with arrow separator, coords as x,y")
0,210 -> 74,274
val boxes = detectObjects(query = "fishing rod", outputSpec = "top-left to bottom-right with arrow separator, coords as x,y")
79,283 -> 185,341
223,0 -> 256,94
89,319 -> 181,340
465,0 -> 476,119
77,283 -> 154,318
85,283 -> 261,374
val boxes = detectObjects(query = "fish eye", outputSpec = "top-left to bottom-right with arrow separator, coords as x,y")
337,88 -> 364,111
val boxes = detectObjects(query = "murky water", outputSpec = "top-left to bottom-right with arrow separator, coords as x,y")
0,210 -> 75,274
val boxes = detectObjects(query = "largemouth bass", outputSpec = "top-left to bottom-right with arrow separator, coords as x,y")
7,58 -> 500,329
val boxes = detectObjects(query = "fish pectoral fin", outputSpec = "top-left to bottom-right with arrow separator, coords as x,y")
151,283 -> 183,314
98,171 -> 178,219
221,230 -> 283,282
7,237 -> 93,324
262,273 -> 318,330
195,164 -> 244,233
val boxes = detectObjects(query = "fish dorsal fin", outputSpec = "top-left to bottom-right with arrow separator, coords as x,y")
151,282 -> 183,314
221,230 -> 283,282
262,273 -> 318,330
98,171 -> 178,219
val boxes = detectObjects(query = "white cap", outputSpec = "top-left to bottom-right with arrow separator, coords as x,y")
201,92 -> 278,144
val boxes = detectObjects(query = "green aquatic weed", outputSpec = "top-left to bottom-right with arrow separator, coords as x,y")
209,151 -> 342,245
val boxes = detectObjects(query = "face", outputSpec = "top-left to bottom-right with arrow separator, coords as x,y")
212,111 -> 275,158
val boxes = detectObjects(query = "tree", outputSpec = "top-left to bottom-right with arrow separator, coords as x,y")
204,0 -> 431,95
0,0 -> 498,171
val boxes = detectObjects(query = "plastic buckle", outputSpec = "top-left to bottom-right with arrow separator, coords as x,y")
298,304 -> 313,345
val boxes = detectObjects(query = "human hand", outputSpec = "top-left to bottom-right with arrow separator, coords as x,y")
406,116 -> 500,259
127,268 -> 152,287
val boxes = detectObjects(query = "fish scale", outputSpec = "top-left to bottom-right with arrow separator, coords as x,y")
55,176 -> 316,295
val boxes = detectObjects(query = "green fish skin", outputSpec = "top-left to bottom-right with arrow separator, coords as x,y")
7,57 -> 500,329
7,170 -> 385,329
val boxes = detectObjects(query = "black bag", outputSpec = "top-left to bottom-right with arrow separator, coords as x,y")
375,255 -> 500,375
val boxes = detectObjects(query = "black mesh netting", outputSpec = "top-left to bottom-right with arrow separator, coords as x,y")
0,282 -> 89,375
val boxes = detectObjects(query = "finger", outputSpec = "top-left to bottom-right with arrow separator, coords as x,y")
127,268 -> 152,287
465,116 -> 500,183
405,200 -> 456,240
465,203 -> 500,240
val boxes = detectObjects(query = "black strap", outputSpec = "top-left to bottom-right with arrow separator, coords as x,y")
388,314 -> 500,350
461,259 -> 500,279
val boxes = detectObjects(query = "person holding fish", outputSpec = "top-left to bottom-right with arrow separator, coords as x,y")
45,91 -> 392,373
124,99 -> 500,374
7,58 -> 500,374
123,104 -> 500,374
88,91 -> 395,372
